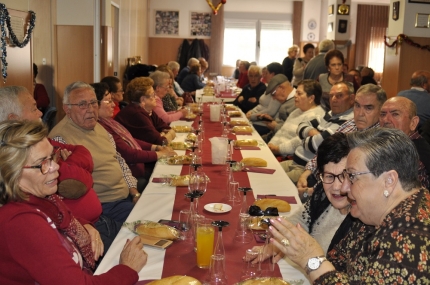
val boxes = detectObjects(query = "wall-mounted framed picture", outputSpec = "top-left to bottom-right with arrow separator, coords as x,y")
328,5 -> 334,15
415,13 -> 430,28
328,22 -> 333,32
409,0 -> 430,4
155,10 -> 179,36
338,19 -> 348,33
190,12 -> 211,37
393,1 -> 400,21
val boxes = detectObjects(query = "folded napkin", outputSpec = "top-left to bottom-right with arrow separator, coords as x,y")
152,177 -> 172,183
256,194 -> 297,204
234,146 -> 260,150
217,91 -> 236,98
243,167 -> 276,174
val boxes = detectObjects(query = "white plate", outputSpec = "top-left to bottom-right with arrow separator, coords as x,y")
204,203 -> 232,213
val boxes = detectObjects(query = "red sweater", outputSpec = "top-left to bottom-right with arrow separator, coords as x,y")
237,71 -> 249,88
115,103 -> 171,145
0,202 -> 137,285
50,140 -> 102,224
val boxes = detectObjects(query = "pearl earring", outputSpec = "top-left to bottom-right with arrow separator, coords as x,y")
384,190 -> 389,197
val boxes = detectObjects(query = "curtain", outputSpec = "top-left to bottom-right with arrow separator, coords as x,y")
356,5 -> 389,82
208,6 -> 224,75
292,1 -> 302,46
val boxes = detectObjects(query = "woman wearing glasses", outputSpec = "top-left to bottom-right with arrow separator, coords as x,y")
269,128 -> 430,283
247,133 -> 350,272
0,120 -> 147,284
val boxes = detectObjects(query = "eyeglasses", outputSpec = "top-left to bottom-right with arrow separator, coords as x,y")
342,169 -> 374,184
159,85 -> 171,90
144,93 -> 156,99
67,100 -> 98,109
319,172 -> 346,184
23,147 -> 61,175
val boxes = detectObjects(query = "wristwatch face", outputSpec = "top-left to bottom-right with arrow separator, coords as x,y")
308,257 -> 321,270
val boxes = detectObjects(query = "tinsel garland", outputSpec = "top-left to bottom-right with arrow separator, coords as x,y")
0,3 -> 36,82
384,34 -> 430,55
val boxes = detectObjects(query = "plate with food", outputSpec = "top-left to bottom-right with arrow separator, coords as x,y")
171,125 -> 192,133
204,203 -> 232,213
166,155 -> 193,165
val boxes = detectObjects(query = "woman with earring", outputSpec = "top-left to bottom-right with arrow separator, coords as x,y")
269,128 -> 430,283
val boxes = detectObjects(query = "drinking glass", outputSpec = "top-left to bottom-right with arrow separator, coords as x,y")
241,249 -> 261,281
206,254 -> 227,284
196,217 -> 215,268
179,209 -> 193,242
189,154 -> 203,175
228,181 -> 241,203
234,187 -> 253,243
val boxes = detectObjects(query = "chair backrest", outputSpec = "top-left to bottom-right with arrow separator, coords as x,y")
42,106 -> 57,131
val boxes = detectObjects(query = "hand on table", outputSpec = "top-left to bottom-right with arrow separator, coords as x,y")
83,224 -> 104,261
237,96 -> 244,103
156,147 -> 177,159
265,120 -> 277,130
244,245 -> 284,265
179,108 -> 188,117
248,97 -> 257,103
120,236 -> 148,272
269,217 -> 324,270
268,143 -> 280,155
297,170 -> 311,189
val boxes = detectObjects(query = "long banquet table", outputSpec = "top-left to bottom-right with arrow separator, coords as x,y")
95,103 -> 310,284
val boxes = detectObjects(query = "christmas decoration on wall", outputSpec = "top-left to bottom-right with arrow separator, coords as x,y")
0,3 -> 36,82
206,0 -> 226,15
384,34 -> 430,55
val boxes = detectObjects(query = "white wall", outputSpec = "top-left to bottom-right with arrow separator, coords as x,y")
57,0 -> 94,26
224,0 -> 293,14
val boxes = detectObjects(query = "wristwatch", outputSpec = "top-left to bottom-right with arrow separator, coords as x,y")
305,256 -> 327,274
132,193 -> 141,199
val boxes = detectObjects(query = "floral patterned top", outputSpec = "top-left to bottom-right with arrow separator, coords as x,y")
316,188 -> 430,284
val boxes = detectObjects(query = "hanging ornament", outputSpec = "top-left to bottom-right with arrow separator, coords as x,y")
338,0 -> 349,15
0,3 -> 36,82
206,0 -> 226,15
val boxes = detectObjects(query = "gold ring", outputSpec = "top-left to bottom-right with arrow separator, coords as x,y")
281,238 -> 290,247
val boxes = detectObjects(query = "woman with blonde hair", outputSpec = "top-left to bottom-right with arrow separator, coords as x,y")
282,45 -> 299,81
0,120 -> 147,284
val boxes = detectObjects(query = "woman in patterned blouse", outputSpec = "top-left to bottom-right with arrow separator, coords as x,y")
269,128 -> 430,284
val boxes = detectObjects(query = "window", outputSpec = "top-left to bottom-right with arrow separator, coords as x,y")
223,19 -> 292,67
367,27 -> 386,81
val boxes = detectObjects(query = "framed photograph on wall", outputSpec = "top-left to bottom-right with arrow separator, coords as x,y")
328,22 -> 333,32
190,12 -> 211,37
155,10 -> 179,35
338,19 -> 348,33
328,5 -> 334,15
409,0 -> 430,4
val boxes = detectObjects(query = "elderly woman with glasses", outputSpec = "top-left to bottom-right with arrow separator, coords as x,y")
247,133 -> 351,273
92,82 -> 176,192
269,128 -> 430,283
149,70 -> 188,124
115,77 -> 176,145
100,76 -> 124,118
0,120 -> 147,284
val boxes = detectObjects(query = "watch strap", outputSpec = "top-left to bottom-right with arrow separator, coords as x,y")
305,256 -> 327,275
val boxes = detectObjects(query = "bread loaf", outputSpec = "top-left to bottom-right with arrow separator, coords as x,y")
186,133 -> 197,142
233,126 -> 253,134
229,120 -> 249,126
135,221 -> 181,240
240,157 -> 267,167
170,175 -> 190,186
228,110 -> 242,117
147,275 -> 202,284
254,198 -> 291,212
237,277 -> 290,285
234,139 -> 258,147
225,105 -> 237,111
169,142 -> 191,150
171,126 -> 192,133
167,155 -> 193,165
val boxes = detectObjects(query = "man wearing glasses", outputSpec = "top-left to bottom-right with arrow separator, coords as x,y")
49,81 -> 139,225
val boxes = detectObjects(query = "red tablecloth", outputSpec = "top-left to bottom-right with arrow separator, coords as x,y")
160,104 -> 282,283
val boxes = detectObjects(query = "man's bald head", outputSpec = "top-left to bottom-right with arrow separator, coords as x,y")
410,70 -> 430,92
379,97 -> 419,135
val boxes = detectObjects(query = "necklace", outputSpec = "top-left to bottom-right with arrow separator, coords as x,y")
0,4 -> 36,82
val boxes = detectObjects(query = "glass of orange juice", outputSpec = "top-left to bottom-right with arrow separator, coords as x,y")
196,217 -> 215,268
